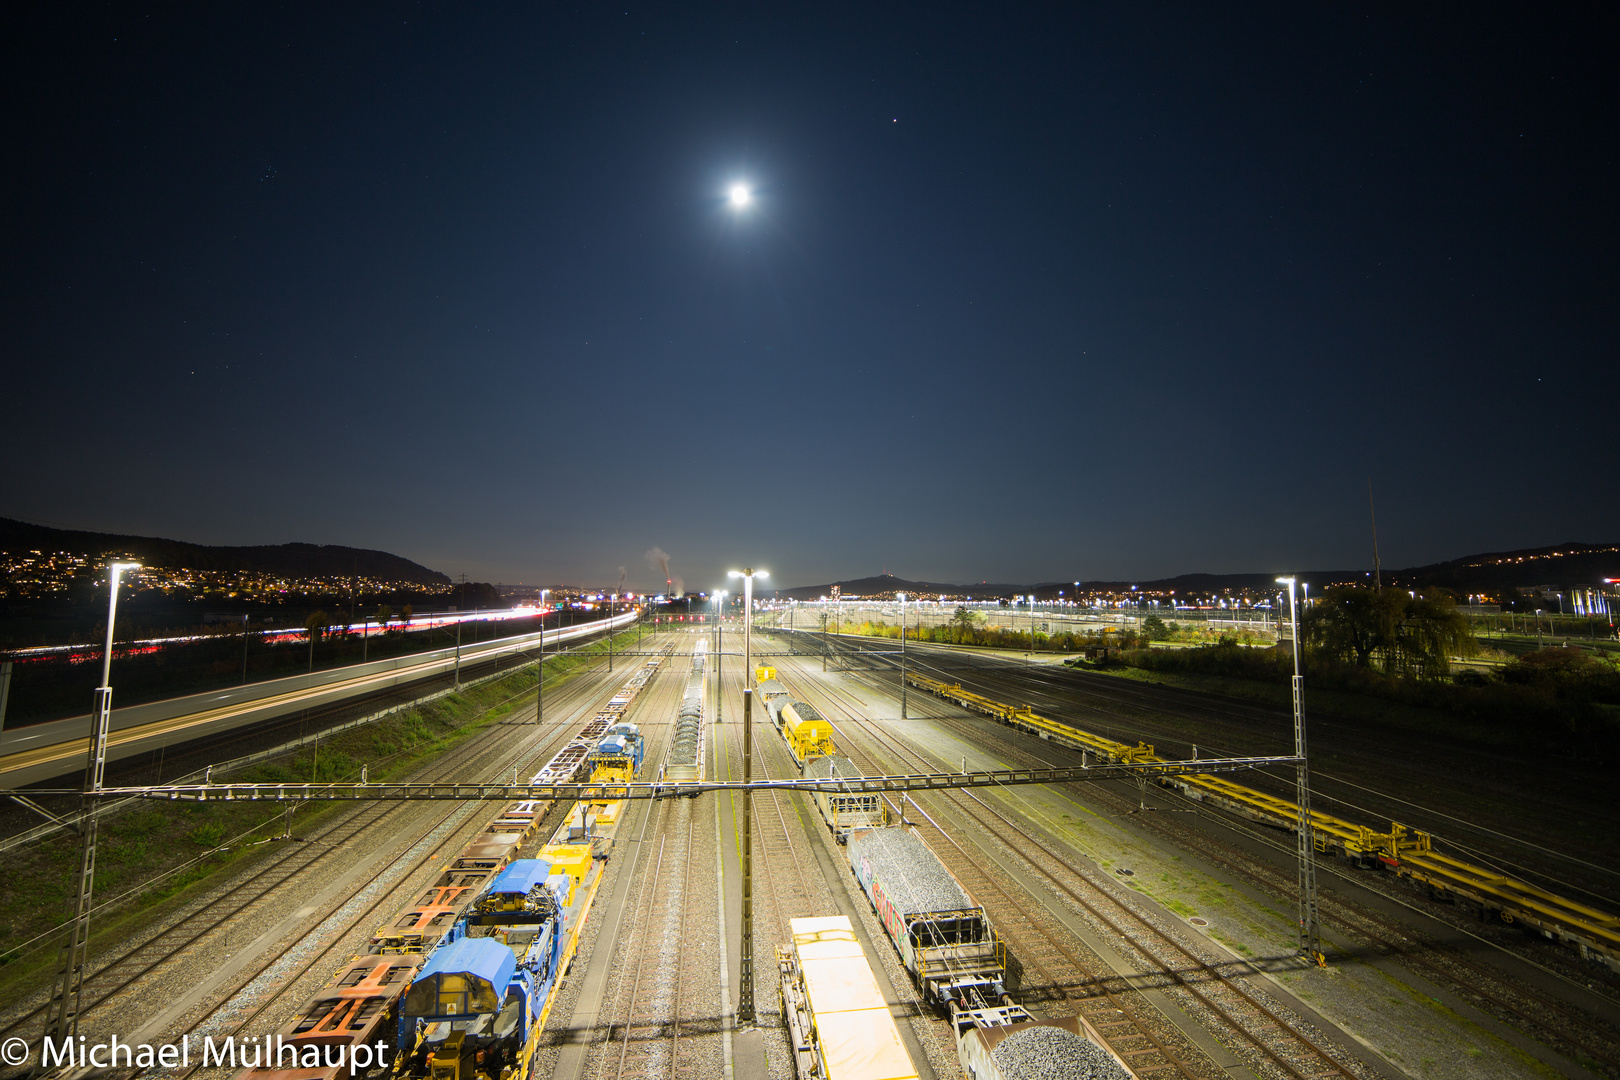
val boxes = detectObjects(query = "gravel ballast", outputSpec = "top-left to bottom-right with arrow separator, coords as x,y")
849,826 -> 973,915
990,1023 -> 1130,1080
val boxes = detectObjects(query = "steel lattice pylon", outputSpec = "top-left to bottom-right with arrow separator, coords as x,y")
43,685 -> 113,1047
1292,674 -> 1320,957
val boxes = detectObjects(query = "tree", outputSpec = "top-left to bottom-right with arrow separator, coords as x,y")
1304,586 -> 1475,678
1141,614 -> 1168,640
377,603 -> 394,630
1395,592 -> 1477,678
1305,587 -> 1398,668
305,609 -> 329,643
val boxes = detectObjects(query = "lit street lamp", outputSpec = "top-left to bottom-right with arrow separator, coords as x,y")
727,568 -> 769,689
47,561 -> 140,1043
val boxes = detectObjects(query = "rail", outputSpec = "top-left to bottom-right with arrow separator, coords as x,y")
905,671 -> 1620,971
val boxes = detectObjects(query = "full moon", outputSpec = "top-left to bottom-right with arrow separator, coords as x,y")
728,183 -> 752,208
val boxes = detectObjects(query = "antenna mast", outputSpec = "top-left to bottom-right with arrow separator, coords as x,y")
1368,479 -> 1382,590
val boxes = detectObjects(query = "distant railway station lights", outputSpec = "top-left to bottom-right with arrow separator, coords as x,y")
1277,576 -> 1321,960
46,561 -> 140,1043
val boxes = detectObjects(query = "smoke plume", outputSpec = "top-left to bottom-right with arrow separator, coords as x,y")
645,547 -> 683,596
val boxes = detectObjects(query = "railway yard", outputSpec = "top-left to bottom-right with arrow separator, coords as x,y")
3,621 -> 1619,1080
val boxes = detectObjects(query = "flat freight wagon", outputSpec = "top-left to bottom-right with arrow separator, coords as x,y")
778,915 -> 920,1080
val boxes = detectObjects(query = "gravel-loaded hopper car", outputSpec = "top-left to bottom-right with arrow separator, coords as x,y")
804,755 -> 889,842
951,1000 -> 1134,1080
847,825 -> 1006,1006
780,699 -> 836,768
662,642 -> 707,784
759,678 -> 791,726
778,915 -> 920,1080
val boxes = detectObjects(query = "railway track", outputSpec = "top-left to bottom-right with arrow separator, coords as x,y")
785,655 -> 1372,1080
806,631 -> 1620,1005
904,643 -> 1620,904
927,710 -> 1620,1079
0,659 -> 624,1060
581,640 -> 717,1080
112,646 -> 657,1080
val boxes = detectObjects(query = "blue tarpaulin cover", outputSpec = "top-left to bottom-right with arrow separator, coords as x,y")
488,858 -> 554,896
404,937 -> 516,1017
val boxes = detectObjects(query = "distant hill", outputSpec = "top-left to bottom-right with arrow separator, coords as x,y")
779,542 -> 1619,600
769,574 -> 1006,601
0,517 -> 452,587
1391,541 -> 1620,591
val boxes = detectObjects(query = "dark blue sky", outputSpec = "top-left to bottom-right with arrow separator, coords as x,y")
4,4 -> 1615,592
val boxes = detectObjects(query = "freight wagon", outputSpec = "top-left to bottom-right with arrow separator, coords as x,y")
951,1001 -> 1134,1080
587,726 -> 643,783
234,656 -> 667,1080
758,677 -> 791,727
395,859 -> 571,1080
662,643 -> 707,784
779,700 -> 836,768
847,825 -> 1005,1007
803,755 -> 888,842
778,915 -> 920,1080
234,953 -> 423,1080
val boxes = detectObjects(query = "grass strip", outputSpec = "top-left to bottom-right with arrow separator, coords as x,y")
0,625 -> 647,1003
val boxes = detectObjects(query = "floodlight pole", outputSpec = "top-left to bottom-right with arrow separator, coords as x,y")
898,593 -> 907,719
713,591 -> 726,723
537,589 -> 549,724
46,561 -> 139,1044
739,687 -> 755,1023
1278,576 -> 1320,959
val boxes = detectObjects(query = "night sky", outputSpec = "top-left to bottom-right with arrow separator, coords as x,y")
4,5 -> 1616,593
